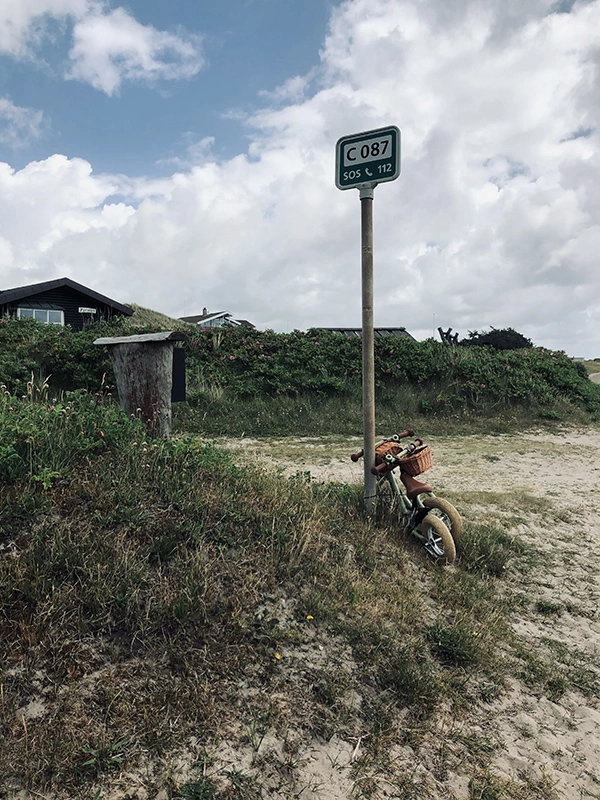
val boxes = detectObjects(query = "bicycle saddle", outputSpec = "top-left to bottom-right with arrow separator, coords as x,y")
400,472 -> 432,500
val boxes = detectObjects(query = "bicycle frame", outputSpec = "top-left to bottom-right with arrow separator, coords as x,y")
378,468 -> 435,544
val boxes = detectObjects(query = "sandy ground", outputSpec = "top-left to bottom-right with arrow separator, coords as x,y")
7,428 -> 600,799
219,427 -> 600,799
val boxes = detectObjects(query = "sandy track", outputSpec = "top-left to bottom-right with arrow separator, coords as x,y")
222,428 -> 600,799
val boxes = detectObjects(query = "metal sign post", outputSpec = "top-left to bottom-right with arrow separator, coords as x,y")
335,126 -> 401,512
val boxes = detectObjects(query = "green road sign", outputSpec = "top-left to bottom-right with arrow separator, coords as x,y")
335,125 -> 401,190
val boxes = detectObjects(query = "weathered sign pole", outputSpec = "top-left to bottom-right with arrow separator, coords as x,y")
335,125 -> 401,511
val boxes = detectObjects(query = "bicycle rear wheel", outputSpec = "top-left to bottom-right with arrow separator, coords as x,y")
376,476 -> 400,519
420,514 -> 456,565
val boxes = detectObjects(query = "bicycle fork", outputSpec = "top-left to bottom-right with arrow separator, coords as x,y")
379,475 -> 431,536
407,502 -> 434,540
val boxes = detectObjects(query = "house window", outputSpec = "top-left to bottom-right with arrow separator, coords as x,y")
17,308 -> 64,325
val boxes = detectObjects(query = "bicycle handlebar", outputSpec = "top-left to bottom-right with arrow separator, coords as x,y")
391,429 -> 415,441
350,429 -> 414,462
369,438 -> 423,476
371,460 -> 392,476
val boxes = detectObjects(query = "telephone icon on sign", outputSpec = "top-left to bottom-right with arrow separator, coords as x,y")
365,168 -> 373,177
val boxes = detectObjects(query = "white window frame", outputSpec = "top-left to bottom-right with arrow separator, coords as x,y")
17,307 -> 64,325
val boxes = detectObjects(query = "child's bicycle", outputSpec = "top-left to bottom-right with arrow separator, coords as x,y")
351,429 -> 462,565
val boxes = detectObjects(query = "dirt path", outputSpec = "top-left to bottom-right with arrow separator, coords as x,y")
221,428 -> 600,799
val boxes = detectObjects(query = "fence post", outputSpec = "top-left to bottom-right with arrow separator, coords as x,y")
94,331 -> 187,438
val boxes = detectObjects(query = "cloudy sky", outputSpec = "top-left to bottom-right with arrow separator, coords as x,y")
0,0 -> 598,356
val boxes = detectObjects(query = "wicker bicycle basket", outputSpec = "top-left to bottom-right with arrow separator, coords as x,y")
399,444 -> 433,476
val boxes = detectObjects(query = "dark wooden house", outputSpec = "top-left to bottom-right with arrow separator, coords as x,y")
0,277 -> 133,331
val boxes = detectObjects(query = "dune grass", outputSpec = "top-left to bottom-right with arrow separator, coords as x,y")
1,383 -> 582,798
126,304 -> 193,330
174,381 -> 596,439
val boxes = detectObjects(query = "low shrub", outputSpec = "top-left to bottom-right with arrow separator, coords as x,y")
2,317 -> 600,426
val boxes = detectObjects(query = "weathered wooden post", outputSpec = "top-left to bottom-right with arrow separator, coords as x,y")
94,331 -> 187,438
335,125 -> 401,512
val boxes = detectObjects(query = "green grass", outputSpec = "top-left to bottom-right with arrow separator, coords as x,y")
0,426 -> 515,795
173,385 -> 596,438
126,303 -> 195,330
581,360 -> 600,376
177,777 -> 218,800
468,770 -> 558,800
457,521 -> 536,577
1,389 -> 588,799
514,637 -> 600,701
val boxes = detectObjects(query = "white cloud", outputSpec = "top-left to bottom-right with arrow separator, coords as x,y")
0,236 -> 14,269
66,7 -> 204,95
0,0 -> 88,60
258,74 -> 314,104
0,96 -> 48,147
0,154 -> 122,282
156,137 -> 217,171
0,0 -> 204,94
1,0 -> 599,355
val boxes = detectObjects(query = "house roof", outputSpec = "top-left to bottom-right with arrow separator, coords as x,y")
94,331 -> 187,346
179,311 -> 229,324
0,277 -> 134,316
179,310 -> 255,328
317,327 -> 416,340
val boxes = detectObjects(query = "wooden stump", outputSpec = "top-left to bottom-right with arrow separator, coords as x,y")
94,331 -> 187,439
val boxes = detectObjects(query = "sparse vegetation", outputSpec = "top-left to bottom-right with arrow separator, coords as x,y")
127,303 -> 194,331
2,315 -> 599,798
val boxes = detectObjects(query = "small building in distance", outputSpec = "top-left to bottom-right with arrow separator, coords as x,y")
0,277 -> 133,331
316,326 -> 416,340
179,308 -> 255,329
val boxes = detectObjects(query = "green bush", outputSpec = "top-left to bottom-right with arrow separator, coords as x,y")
183,328 -> 600,417
0,380 -> 144,485
0,317 -> 122,392
2,317 -> 599,420
461,327 -> 533,350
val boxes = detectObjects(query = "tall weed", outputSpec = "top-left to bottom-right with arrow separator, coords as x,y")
0,380 -> 144,485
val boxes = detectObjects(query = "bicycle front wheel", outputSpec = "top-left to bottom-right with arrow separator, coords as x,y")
421,497 -> 463,540
420,514 -> 456,565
